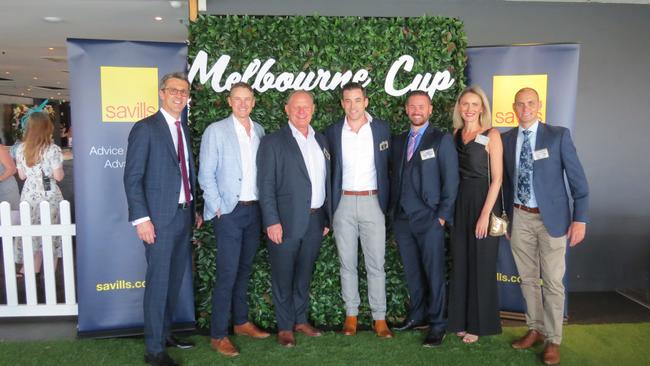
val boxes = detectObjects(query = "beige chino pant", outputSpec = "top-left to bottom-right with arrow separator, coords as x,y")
510,207 -> 567,345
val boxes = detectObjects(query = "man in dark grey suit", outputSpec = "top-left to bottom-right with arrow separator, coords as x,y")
324,82 -> 392,338
257,90 -> 331,347
124,72 -> 202,366
390,91 -> 459,347
503,87 -> 588,366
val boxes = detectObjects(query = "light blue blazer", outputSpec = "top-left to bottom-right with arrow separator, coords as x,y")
198,115 -> 265,220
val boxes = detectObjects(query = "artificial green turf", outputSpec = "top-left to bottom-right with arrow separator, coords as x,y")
0,324 -> 648,366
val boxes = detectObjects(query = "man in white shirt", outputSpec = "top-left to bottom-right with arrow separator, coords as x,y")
324,82 -> 393,338
257,90 -> 331,347
124,72 -> 202,366
198,82 -> 270,357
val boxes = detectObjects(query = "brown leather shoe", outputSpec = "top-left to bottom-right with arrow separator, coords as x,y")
373,320 -> 393,338
210,337 -> 240,357
234,321 -> 270,339
543,343 -> 561,365
294,323 -> 322,337
341,316 -> 357,336
277,331 -> 296,347
511,329 -> 545,349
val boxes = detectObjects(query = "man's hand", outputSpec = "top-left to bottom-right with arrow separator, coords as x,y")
195,213 -> 203,229
567,222 -> 586,247
136,221 -> 156,245
323,227 -> 330,236
267,223 -> 283,244
438,218 -> 446,227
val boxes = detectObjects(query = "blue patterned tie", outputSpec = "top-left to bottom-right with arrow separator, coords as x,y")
517,130 -> 533,205
406,132 -> 418,161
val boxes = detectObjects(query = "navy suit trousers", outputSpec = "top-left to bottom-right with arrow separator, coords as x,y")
393,214 -> 447,335
268,208 -> 324,331
210,202 -> 262,339
143,206 -> 192,355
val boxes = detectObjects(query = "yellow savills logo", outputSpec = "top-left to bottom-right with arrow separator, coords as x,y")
492,74 -> 547,128
100,66 -> 159,122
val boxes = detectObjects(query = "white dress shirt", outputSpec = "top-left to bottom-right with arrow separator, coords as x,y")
233,116 -> 260,201
288,122 -> 326,209
132,108 -> 191,226
341,113 -> 377,191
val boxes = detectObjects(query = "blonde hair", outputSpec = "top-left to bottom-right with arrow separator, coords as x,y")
452,85 -> 492,130
22,112 -> 54,167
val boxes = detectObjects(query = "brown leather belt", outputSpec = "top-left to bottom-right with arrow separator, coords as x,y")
238,200 -> 258,206
342,190 -> 378,196
514,203 -> 540,214
310,207 -> 321,213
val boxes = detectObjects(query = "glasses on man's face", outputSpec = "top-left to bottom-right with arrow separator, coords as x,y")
162,88 -> 190,97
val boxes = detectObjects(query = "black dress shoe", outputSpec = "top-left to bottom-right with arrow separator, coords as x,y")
422,330 -> 446,347
144,352 -> 179,366
393,319 -> 429,331
165,335 -> 194,349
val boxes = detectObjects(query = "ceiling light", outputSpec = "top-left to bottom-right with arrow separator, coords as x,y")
21,93 -> 25,96
33,76 -> 38,80
27,88 -> 31,91
48,47 -> 55,51
43,16 -> 63,23
56,81 -> 61,85
57,92 -> 61,96
154,16 -> 163,21
4,71 -> 9,75
169,1 -> 182,9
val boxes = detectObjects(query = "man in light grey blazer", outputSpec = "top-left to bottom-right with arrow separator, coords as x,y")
198,82 -> 269,358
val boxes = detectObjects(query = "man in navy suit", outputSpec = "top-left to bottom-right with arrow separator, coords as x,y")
257,90 -> 331,347
390,91 -> 459,347
124,72 -> 202,366
324,82 -> 392,338
503,88 -> 588,366
198,82 -> 269,358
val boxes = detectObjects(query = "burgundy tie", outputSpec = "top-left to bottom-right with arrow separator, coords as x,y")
175,121 -> 191,204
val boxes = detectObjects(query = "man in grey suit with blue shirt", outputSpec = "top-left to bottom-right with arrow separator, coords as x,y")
198,82 -> 270,358
503,88 -> 589,366
124,72 -> 202,366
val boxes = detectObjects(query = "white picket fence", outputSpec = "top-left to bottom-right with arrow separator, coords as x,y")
0,200 -> 77,317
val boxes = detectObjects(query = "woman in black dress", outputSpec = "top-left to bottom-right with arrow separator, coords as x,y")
448,86 -> 503,343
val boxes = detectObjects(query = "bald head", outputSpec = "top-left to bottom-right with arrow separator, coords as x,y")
514,87 -> 540,102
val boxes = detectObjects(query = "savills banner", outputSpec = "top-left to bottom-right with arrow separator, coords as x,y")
67,39 -> 194,335
466,43 -> 580,315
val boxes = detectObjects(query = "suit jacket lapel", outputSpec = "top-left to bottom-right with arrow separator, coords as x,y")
155,111 -> 178,164
370,120 -> 383,168
282,125 -> 310,180
225,115 -> 242,170
334,120 -> 344,173
533,122 -> 546,172
414,126 -> 436,162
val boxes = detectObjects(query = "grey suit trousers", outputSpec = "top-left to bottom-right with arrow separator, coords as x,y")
333,194 -> 387,319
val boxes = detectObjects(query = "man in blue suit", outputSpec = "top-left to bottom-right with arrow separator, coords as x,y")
503,88 -> 588,366
390,91 -> 459,347
124,72 -> 202,366
324,82 -> 392,338
198,82 -> 270,358
257,90 -> 331,347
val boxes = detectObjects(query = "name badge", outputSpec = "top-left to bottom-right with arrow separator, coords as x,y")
379,140 -> 389,151
420,148 -> 436,160
533,148 -> 549,160
475,134 -> 490,146
323,148 -> 331,160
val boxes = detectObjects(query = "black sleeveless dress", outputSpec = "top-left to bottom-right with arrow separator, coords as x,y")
447,129 -> 502,336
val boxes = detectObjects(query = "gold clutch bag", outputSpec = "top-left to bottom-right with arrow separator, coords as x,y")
489,211 -> 509,237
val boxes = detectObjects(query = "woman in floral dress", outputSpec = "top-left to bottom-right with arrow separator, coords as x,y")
14,112 -> 64,274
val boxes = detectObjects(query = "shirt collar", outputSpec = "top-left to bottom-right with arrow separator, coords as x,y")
232,114 -> 256,137
518,120 -> 540,136
160,108 -> 178,125
409,121 -> 430,137
343,112 -> 373,131
288,121 -> 315,139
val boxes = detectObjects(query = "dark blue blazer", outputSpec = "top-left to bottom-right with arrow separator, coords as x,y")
502,122 -> 589,237
324,118 -> 391,215
124,110 -> 197,226
257,124 -> 332,242
390,125 -> 459,229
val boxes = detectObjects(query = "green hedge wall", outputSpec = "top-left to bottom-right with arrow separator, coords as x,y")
188,14 -> 467,330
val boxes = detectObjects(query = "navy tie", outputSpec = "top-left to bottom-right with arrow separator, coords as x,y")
517,130 -> 533,205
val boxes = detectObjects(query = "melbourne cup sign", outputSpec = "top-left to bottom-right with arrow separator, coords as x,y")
189,51 -> 455,97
